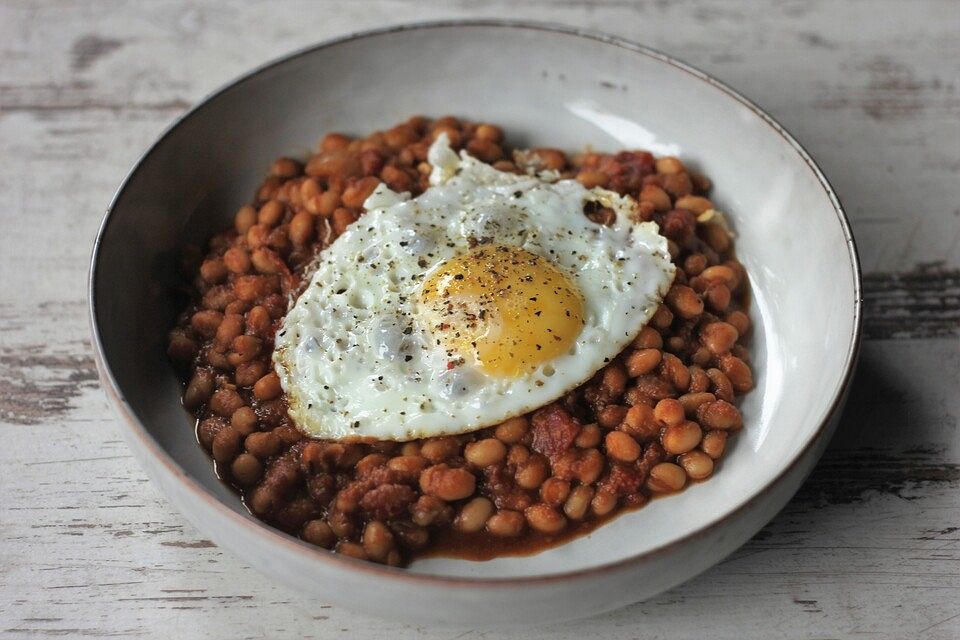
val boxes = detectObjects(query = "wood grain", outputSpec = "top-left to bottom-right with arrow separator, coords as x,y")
1,1 -> 958,638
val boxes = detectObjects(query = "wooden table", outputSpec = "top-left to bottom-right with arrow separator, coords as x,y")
2,1 -> 957,637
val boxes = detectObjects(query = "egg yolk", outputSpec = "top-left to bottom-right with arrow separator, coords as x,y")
417,244 -> 585,377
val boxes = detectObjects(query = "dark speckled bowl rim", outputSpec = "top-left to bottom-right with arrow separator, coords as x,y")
89,19 -> 863,587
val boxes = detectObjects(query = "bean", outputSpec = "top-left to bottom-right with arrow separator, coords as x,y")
430,124 -> 461,147
647,462 -> 687,493
597,405 -> 626,430
302,519 -> 335,548
663,172 -> 693,198
234,359 -> 267,387
245,224 -> 270,251
486,510 -> 526,537
707,368 -> 735,402
390,521 -> 430,549
679,450 -> 714,480
702,222 -> 731,253
200,258 -> 228,284
337,542 -> 368,561
525,504 -> 567,534
466,138 -> 503,163
530,148 -> 567,171
380,165 -> 413,192
234,205 -> 257,234
625,348 -> 661,376
674,195 -> 713,214
320,132 -> 351,152
516,454 -> 549,490
605,431 -> 642,462
419,464 -> 476,501
701,321 -> 739,355
495,416 -> 529,444
233,275 -> 275,302
620,404 -> 659,441
563,485 -> 594,520
214,313 -> 243,349
420,436 -> 461,463
591,489 -> 617,517
231,453 -> 262,485
341,176 -> 381,209
654,398 -> 685,427
257,200 -> 285,226
719,354 -> 753,392
726,310 -> 751,336
209,388 -> 244,417
601,363 -> 628,397
230,334 -> 261,364
289,211 -> 314,246
576,449 -> 605,484
474,123 -> 504,142
701,430 -> 728,459
245,305 -> 272,337
732,344 -> 751,362
630,327 -> 663,349
639,184 -> 672,211
362,521 -> 395,563
665,284 -> 703,319
184,369 -> 215,409
632,326 -> 663,350
705,282 -> 731,312
222,247 -> 249,274
251,247 -> 284,275
575,423 -> 602,448
332,208 -> 358,235
655,156 -> 686,175
540,478 -> 571,507
400,442 -> 421,457
387,455 -> 428,477
355,453 -> 388,477
212,426 -> 241,463
326,511 -> 354,539
245,431 -> 281,459
270,157 -> 302,178
688,366 -> 711,393
167,330 -> 197,362
683,253 -> 708,276
455,497 -> 495,533
410,495 -> 446,527
576,170 -> 608,189
678,392 -> 716,417
697,400 -> 743,430
650,303 -> 674,329
662,421 -> 703,454
701,265 -> 737,287
464,438 -> 507,467
253,372 -> 281,401
191,310 -> 223,338
661,353 -> 691,392
231,406 -> 258,436
197,417 -> 226,451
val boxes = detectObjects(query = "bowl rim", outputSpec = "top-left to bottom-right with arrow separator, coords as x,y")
89,18 -> 863,587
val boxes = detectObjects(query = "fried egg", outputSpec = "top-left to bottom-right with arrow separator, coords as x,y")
273,135 -> 675,441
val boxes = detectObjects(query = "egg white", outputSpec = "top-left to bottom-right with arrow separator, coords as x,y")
273,136 -> 676,441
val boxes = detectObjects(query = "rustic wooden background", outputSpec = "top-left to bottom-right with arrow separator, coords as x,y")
1,1 -> 957,638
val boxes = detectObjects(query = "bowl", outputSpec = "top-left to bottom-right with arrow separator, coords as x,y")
89,20 -> 861,626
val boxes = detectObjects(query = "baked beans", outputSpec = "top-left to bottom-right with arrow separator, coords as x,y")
168,116 -> 753,565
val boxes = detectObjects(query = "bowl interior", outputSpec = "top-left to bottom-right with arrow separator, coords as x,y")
93,24 -> 857,579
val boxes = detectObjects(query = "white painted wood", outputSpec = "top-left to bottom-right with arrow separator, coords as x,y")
1,1 -> 957,638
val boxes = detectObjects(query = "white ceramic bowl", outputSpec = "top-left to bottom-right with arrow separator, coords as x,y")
90,21 -> 861,626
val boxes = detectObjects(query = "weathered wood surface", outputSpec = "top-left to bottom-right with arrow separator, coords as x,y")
1,1 -> 957,638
